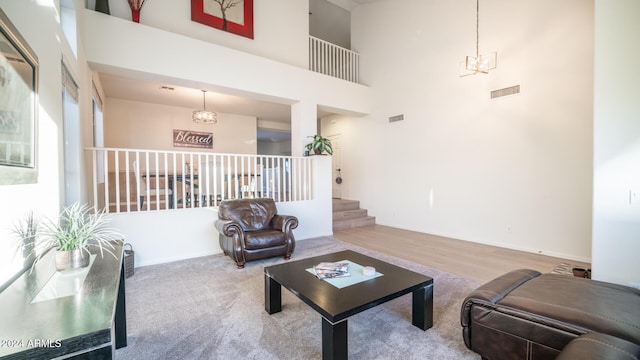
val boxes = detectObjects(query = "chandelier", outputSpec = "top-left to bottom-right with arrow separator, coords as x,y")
192,90 -> 217,124
460,0 -> 497,77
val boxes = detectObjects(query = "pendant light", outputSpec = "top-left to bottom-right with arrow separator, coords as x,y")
192,90 -> 217,124
460,0 -> 497,76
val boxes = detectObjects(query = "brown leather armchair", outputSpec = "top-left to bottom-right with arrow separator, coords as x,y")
215,198 -> 298,269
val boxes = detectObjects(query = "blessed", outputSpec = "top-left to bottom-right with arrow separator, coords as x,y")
174,130 -> 213,145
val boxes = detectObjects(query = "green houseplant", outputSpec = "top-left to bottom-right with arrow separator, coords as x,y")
13,203 -> 122,271
12,211 -> 39,269
305,134 -> 333,155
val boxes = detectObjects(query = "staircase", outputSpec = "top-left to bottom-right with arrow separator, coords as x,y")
332,199 -> 376,231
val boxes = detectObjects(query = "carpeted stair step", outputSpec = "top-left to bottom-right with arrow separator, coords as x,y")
332,198 -> 375,231
332,199 -> 360,212
333,216 -> 376,231
333,208 -> 368,220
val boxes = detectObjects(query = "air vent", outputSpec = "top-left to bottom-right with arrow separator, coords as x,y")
389,114 -> 404,123
491,85 -> 520,99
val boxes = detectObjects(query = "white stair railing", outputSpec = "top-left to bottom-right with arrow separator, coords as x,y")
86,147 -> 315,213
309,36 -> 360,83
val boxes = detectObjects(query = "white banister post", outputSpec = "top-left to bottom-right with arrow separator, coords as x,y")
291,100 -> 318,157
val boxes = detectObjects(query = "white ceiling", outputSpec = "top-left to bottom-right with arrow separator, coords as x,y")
99,73 -> 295,143
99,73 -> 292,122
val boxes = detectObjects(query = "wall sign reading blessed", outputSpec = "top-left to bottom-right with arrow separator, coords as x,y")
173,129 -> 213,149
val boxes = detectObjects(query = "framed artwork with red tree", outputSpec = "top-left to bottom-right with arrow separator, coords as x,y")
191,0 -> 254,39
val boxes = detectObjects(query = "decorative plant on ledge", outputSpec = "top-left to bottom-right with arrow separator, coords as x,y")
12,211 -> 39,269
128,0 -> 147,23
305,134 -> 333,155
12,203 -> 122,272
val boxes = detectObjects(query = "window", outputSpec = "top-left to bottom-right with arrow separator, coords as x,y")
0,8 -> 38,185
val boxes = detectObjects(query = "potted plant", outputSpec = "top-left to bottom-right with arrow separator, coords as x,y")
305,134 -> 333,155
13,203 -> 122,271
12,211 -> 39,269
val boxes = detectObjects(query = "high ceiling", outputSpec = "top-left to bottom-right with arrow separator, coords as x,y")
97,0 -> 357,142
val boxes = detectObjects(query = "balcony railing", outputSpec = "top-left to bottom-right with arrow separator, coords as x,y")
309,36 -> 360,83
86,148 -> 315,213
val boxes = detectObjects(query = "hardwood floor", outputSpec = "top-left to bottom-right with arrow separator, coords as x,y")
332,224 -> 591,284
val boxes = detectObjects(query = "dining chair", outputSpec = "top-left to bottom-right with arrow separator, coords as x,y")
133,160 -> 173,209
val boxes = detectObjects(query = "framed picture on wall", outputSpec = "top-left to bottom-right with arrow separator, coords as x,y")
0,8 -> 39,185
191,0 -> 254,39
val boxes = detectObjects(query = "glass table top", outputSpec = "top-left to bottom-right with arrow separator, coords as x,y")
31,254 -> 97,303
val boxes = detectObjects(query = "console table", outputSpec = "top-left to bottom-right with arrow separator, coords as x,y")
0,242 -> 127,359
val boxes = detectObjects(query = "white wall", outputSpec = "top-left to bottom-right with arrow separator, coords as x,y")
338,0 -> 594,262
592,0 -> 640,286
105,98 -> 257,154
0,0 -> 89,287
90,0 -> 309,69
258,140 -> 292,156
310,0 -> 351,49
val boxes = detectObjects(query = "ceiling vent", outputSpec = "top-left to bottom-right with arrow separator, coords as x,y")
389,114 -> 404,123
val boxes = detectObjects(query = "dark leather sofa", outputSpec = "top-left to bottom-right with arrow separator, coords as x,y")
461,269 -> 640,360
215,198 -> 298,268
556,332 -> 640,360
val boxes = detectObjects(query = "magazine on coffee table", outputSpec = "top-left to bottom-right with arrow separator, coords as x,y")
312,262 -> 351,279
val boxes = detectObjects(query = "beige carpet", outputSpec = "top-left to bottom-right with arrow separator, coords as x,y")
116,236 -> 481,359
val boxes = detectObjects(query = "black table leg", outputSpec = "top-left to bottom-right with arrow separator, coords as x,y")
115,259 -> 127,348
412,282 -> 433,330
322,318 -> 347,360
265,274 -> 282,314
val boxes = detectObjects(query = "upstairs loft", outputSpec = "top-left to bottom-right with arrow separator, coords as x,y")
81,5 -> 368,131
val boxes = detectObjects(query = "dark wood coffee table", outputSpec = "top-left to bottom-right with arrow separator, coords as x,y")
264,250 -> 433,360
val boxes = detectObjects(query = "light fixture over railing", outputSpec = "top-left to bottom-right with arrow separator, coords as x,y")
460,0 -> 497,77
192,90 -> 217,124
